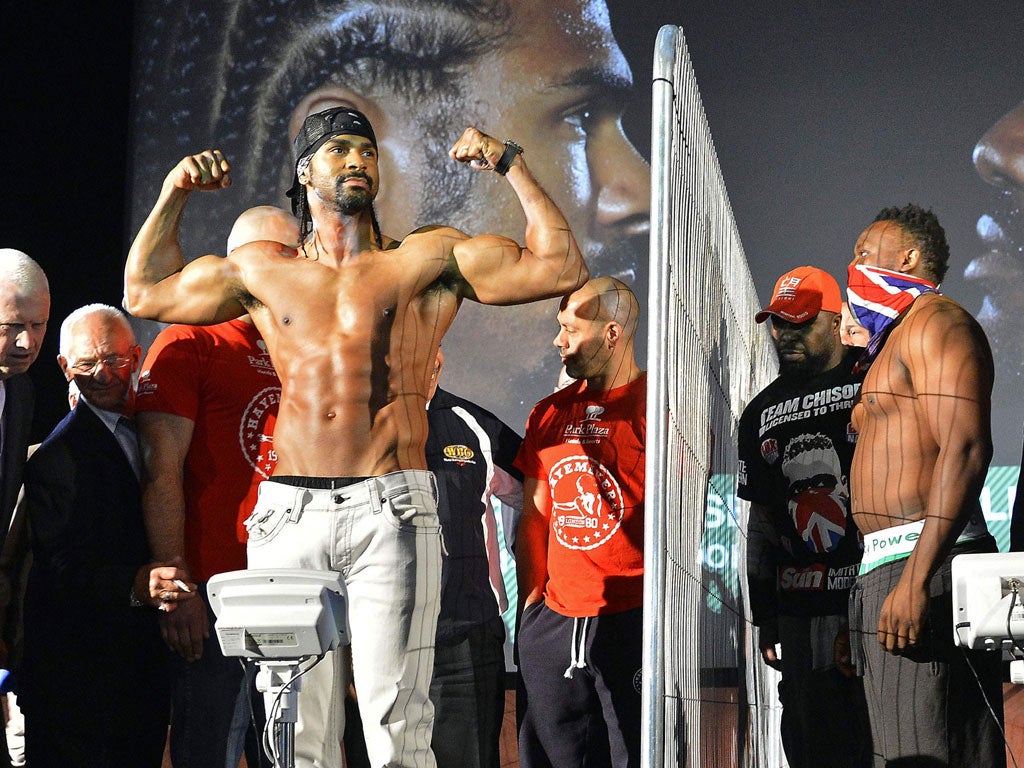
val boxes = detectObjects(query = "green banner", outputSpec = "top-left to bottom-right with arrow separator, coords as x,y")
700,466 -> 1021,609
982,464 -> 1019,552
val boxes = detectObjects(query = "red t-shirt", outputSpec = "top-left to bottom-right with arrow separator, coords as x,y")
515,373 -> 646,616
135,319 -> 280,580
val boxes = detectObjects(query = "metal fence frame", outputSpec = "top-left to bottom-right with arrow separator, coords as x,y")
643,24 -> 782,768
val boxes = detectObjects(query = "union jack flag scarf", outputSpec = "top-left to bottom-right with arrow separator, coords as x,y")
847,264 -> 938,373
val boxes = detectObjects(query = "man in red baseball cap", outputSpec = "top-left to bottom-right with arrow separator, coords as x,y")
738,265 -> 871,768
754,266 -> 844,376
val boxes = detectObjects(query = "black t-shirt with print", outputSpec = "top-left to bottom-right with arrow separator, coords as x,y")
738,349 -> 865,621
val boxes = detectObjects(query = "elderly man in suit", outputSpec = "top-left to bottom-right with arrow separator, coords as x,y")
0,249 -> 49,768
0,250 -> 49,544
19,304 -> 172,768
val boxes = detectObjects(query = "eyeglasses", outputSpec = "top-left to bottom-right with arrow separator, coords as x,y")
67,354 -> 133,376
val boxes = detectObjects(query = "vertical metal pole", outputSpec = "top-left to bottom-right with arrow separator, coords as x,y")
275,721 -> 295,768
258,661 -> 302,768
642,23 -> 679,768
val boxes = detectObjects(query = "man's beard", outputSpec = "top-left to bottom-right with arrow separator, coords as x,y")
312,173 -> 373,215
777,345 -> 834,378
562,356 -> 589,381
333,179 -> 373,215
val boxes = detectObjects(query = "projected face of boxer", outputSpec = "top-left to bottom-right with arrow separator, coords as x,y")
970,100 -> 1024,380
133,0 -> 649,423
386,0 -> 650,412
781,434 -> 849,555
271,0 -> 650,416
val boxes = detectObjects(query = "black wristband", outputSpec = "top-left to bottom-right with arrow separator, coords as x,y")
493,140 -> 523,175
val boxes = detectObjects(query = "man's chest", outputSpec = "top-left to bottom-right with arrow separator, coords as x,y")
855,339 -> 915,428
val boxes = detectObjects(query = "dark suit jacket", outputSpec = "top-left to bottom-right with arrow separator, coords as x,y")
20,401 -> 169,768
0,375 -> 35,768
0,374 -> 34,548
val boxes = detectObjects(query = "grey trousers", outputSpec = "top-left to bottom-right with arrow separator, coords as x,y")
849,537 -> 1005,767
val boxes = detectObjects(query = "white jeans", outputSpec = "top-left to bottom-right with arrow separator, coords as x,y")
246,471 -> 442,768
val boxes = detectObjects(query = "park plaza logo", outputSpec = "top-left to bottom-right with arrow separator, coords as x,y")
442,444 -> 477,466
562,404 -> 610,441
248,338 -> 276,375
137,369 -> 158,397
548,455 -> 624,550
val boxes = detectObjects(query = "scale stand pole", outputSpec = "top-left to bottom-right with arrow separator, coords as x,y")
256,660 -> 306,768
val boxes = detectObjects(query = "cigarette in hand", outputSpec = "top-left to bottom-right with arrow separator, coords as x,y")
173,579 -> 192,593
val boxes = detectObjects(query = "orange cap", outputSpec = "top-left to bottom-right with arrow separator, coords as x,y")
755,266 -> 842,324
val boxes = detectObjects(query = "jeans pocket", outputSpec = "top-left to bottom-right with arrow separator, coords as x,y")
380,491 -> 440,534
243,503 -> 293,547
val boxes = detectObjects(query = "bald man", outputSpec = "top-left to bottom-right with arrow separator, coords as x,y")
135,206 -> 297,768
0,250 -> 49,545
0,250 -> 48,768
514,277 -> 645,768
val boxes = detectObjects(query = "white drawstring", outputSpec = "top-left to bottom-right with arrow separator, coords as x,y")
563,616 -> 591,678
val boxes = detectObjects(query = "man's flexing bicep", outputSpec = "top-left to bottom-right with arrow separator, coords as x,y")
452,231 -> 585,306
125,253 -> 248,325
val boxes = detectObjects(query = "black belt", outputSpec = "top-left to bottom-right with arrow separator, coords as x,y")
271,475 -> 371,490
